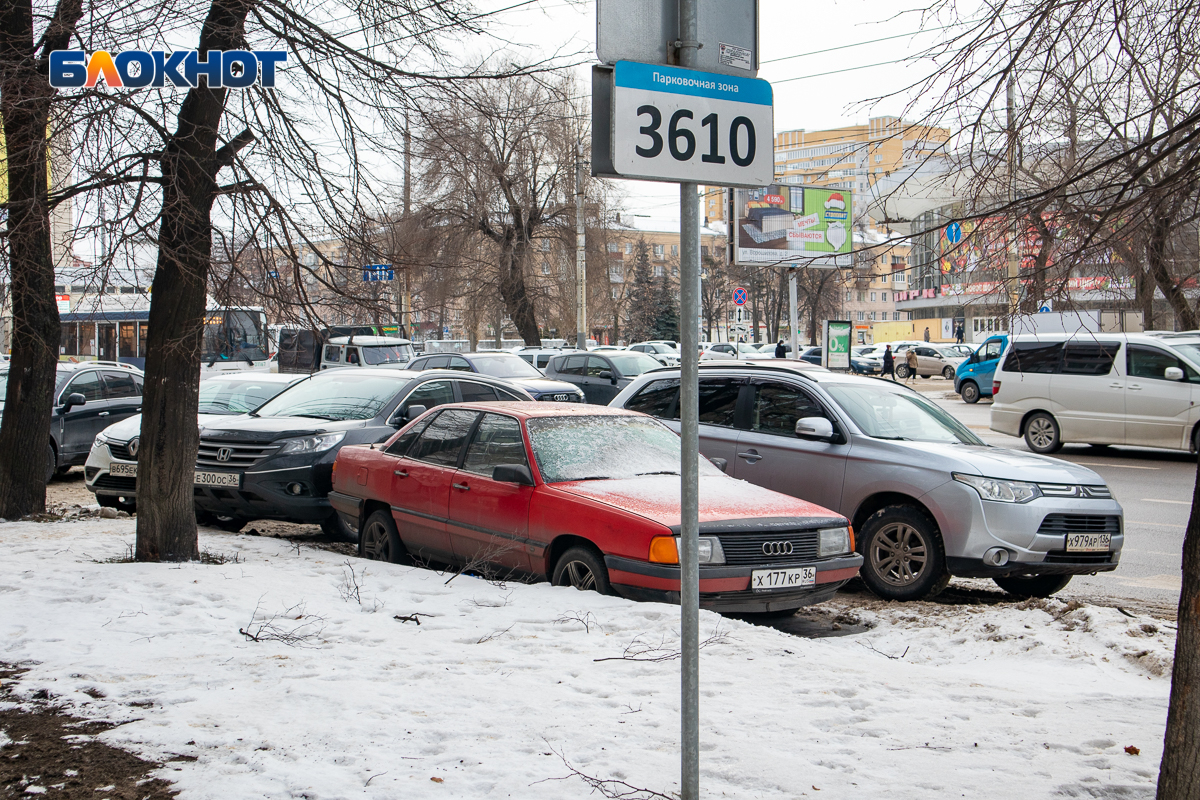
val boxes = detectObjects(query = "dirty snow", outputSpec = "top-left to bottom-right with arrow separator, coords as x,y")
0,520 -> 1175,798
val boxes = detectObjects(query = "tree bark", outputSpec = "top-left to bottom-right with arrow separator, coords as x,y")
135,0 -> 252,562
1157,453 -> 1200,799
0,0 -> 81,518
1147,212 -> 1199,331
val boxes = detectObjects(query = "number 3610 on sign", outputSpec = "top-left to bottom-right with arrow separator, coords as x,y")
610,60 -> 774,187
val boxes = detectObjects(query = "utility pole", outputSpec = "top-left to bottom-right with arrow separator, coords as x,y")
1006,76 -> 1019,316
395,111 -> 412,338
677,1 -> 700,798
789,267 -> 799,359
576,141 -> 587,350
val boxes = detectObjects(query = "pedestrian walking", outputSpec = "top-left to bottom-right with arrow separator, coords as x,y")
882,345 -> 895,380
905,347 -> 919,382
923,326 -> 930,342
955,323 -> 965,345
774,339 -> 786,358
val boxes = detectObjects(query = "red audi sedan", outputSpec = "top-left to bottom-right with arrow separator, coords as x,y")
329,403 -> 862,614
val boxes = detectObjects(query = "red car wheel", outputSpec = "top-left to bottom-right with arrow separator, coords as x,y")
552,546 -> 611,595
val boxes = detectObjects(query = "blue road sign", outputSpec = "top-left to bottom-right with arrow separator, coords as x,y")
732,287 -> 748,306
945,222 -> 963,245
267,270 -> 279,279
362,264 -> 394,282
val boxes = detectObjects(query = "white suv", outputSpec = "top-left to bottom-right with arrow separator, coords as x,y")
990,332 -> 1200,453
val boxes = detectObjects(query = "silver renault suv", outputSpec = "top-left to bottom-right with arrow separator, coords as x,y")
611,362 -> 1123,601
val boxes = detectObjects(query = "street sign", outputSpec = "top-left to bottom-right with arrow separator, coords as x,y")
596,0 -> 759,78
266,270 -> 279,279
362,264 -> 394,282
732,286 -> 747,306
946,221 -> 963,245
55,294 -> 70,313
1039,301 -> 1054,313
823,320 -> 851,370
594,61 -> 773,187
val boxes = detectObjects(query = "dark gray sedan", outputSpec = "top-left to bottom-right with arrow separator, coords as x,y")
543,351 -> 665,404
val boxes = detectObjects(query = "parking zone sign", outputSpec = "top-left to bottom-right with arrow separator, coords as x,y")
603,61 -> 773,186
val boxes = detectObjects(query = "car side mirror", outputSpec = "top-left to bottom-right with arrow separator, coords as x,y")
598,370 -> 612,380
493,464 -> 534,486
708,457 -> 728,473
60,392 -> 86,411
1165,366 -> 1185,381
795,416 -> 835,442
401,404 -> 427,423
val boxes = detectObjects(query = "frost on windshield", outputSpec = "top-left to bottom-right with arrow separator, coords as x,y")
256,374 -> 400,421
526,416 -> 723,483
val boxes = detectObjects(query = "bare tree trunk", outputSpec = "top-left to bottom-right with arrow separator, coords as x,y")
495,235 -> 541,345
136,0 -> 253,562
1146,213 -> 1198,331
1021,211 -> 1052,314
0,0 -> 81,518
1158,453 -> 1200,799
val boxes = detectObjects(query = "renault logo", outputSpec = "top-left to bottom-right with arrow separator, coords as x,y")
127,438 -> 139,457
762,541 -> 794,556
216,447 -> 234,462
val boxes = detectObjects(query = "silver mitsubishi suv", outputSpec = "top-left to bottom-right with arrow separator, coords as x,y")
611,362 -> 1124,600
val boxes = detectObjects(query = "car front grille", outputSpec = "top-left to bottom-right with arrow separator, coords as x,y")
108,442 -> 135,460
718,529 -> 821,565
1036,483 -> 1113,499
93,474 -> 136,492
1037,514 -> 1121,536
196,438 -> 280,468
538,393 -> 582,402
1042,550 -> 1117,565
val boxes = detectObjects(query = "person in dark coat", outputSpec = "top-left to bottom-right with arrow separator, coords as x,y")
775,339 -> 786,358
882,345 -> 895,380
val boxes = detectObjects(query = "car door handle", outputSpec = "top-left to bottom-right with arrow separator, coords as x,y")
1110,382 -> 1122,389
737,450 -> 762,463
98,411 -> 110,416
452,482 -> 470,491
1128,384 -> 1142,391
393,469 -> 408,478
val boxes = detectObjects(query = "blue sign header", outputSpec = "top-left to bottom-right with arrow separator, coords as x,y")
615,61 -> 772,106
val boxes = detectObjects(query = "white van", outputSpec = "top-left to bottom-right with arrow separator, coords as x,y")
990,332 -> 1200,453
319,335 -> 416,370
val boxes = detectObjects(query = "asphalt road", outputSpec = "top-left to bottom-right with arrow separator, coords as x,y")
913,377 -> 1193,613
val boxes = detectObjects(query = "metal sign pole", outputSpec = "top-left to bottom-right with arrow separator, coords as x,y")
677,0 -> 700,796
789,267 -> 800,358
576,141 -> 588,350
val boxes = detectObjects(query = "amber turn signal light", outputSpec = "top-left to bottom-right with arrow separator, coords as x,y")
648,536 -> 679,564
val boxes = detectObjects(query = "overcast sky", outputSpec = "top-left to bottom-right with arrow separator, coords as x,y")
480,0 -> 944,222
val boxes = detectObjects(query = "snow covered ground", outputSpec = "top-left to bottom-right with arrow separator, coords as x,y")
0,519 -> 1178,799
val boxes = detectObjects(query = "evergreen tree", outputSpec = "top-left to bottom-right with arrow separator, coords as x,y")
626,238 -> 657,342
652,277 -> 680,342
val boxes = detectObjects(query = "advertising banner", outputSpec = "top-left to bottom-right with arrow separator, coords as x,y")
823,320 -> 851,370
734,184 -> 853,267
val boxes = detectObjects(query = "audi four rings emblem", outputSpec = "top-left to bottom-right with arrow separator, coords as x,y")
216,447 -> 234,462
761,541 -> 794,556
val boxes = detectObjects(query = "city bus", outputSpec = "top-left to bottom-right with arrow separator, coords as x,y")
59,298 -> 270,373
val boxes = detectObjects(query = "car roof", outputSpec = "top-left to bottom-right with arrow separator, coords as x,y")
202,372 -> 299,383
433,401 -> 641,420
327,335 -> 410,346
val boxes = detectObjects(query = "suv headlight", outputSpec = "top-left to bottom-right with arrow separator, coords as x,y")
94,432 -> 110,445
953,472 -> 1042,503
818,526 -> 851,557
278,431 -> 346,455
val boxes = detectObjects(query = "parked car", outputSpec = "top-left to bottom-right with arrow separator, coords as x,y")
894,345 -> 964,379
405,351 -> 584,403
542,350 -> 664,404
319,335 -> 416,370
330,402 -> 862,615
190,369 -> 534,536
627,342 -> 682,366
991,333 -> 1200,454
0,361 -> 144,482
701,342 -> 764,360
954,335 -> 1008,404
797,347 -> 823,366
945,343 -> 976,358
611,361 -> 1123,600
515,346 -> 576,370
850,346 -> 883,375
84,372 -> 304,513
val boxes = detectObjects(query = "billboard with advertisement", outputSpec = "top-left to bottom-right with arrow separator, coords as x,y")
734,184 -> 853,267
823,320 -> 851,369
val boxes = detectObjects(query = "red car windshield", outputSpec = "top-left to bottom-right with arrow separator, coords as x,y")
526,415 -> 724,483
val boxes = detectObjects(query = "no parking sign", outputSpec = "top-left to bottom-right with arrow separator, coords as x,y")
732,287 -> 747,306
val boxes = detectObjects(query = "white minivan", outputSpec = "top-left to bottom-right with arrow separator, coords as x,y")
990,332 -> 1200,453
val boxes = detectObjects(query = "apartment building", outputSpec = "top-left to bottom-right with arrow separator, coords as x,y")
841,226 -> 912,343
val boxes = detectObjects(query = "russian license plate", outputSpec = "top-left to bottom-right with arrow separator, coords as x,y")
751,566 -> 816,592
195,470 -> 240,488
109,462 -> 137,477
1066,533 -> 1111,552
